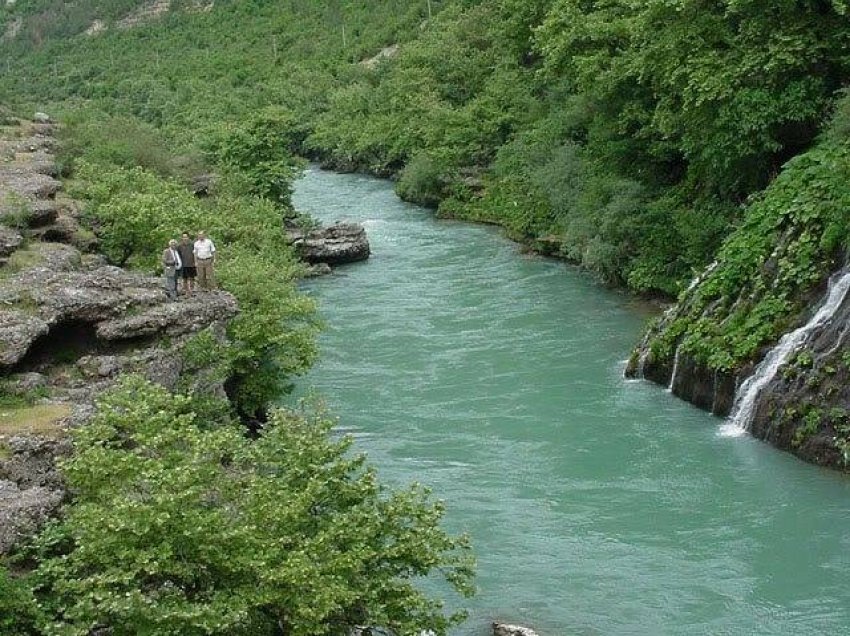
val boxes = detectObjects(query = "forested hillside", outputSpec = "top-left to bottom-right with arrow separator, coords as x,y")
3,0 -> 849,296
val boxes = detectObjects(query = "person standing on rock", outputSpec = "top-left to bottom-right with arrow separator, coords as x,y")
161,239 -> 182,301
177,232 -> 197,295
193,230 -> 217,291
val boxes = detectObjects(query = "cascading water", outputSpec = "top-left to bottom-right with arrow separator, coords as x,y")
667,345 -> 682,392
632,261 -> 718,381
728,269 -> 850,432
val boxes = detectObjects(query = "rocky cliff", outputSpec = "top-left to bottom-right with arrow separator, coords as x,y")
627,140 -> 850,471
0,116 -> 239,553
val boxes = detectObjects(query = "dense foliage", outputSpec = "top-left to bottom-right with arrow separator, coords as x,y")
648,136 -> 850,372
20,376 -> 473,636
4,0 -> 850,294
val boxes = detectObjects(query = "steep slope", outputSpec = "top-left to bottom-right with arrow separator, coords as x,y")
627,118 -> 850,470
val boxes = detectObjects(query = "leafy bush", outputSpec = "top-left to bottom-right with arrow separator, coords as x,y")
0,564 -> 42,635
29,377 -> 474,636
205,108 -> 305,208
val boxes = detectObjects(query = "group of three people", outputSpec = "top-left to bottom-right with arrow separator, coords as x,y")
162,231 -> 216,300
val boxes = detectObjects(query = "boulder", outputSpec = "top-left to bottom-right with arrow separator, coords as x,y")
27,200 -> 59,226
191,173 -> 216,197
0,436 -> 71,490
286,222 -> 370,265
32,112 -> 52,124
493,624 -> 540,636
4,372 -> 48,394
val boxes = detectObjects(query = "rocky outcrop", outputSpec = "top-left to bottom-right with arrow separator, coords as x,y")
285,222 -> 370,265
0,481 -> 63,554
286,221 -> 370,266
627,139 -> 850,471
741,276 -> 850,467
493,624 -> 540,636
0,225 -> 23,259
0,117 -> 242,553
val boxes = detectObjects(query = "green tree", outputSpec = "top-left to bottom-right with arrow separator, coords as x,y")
30,377 -> 474,636
206,107 -> 304,208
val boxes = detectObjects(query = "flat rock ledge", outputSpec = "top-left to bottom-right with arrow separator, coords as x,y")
0,258 -> 237,369
286,221 -> 370,266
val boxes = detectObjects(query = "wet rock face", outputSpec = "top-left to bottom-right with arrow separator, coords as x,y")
286,222 -> 370,265
630,262 -> 850,470
743,292 -> 850,468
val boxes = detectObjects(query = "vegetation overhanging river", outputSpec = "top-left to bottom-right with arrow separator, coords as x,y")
291,167 -> 850,635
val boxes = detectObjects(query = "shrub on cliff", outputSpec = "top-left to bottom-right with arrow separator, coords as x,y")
28,377 -> 474,636
0,565 -> 42,635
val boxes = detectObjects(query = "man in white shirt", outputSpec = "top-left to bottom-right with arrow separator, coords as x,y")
161,239 -> 182,300
193,230 -> 217,291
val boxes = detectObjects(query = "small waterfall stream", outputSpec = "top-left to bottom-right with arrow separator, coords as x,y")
667,345 -> 681,392
729,269 -> 850,431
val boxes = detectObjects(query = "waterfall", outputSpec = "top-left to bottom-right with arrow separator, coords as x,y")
668,345 -> 682,392
685,260 -> 718,294
636,349 -> 649,378
728,269 -> 850,431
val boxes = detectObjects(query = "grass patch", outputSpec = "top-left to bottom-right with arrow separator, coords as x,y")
0,244 -> 44,279
0,403 -> 71,438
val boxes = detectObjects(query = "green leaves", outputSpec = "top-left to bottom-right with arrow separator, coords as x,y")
648,138 -> 850,371
29,377 -> 473,636
205,108 -> 305,207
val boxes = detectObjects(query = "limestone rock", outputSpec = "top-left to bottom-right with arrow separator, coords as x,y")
0,480 -> 63,555
0,262 -> 237,369
97,291 -> 238,340
1,436 -> 71,490
0,225 -> 22,257
4,372 -> 48,394
493,624 -> 540,636
0,310 -> 50,367
27,200 -> 59,226
304,262 -> 333,277
286,221 -> 370,265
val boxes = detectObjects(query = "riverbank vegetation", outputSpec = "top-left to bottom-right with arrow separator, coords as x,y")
2,377 -> 474,635
1,18 -> 477,628
3,0 -> 849,296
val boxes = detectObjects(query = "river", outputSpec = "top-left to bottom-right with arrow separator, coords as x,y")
291,167 -> 850,636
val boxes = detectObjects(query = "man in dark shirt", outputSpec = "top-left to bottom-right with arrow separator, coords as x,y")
176,232 -> 196,295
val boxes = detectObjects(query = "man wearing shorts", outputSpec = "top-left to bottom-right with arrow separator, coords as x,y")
176,232 -> 196,295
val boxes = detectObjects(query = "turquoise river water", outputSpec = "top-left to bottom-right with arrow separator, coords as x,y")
291,167 -> 850,636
